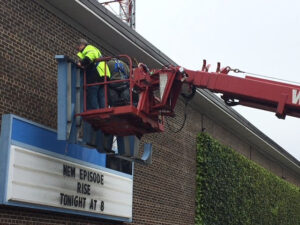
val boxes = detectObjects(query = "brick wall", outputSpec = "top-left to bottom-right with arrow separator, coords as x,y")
136,101 -> 197,224
0,1 -> 196,224
0,0 -> 111,128
0,1 -> 299,225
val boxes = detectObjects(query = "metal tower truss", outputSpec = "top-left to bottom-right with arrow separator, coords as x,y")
99,0 -> 136,29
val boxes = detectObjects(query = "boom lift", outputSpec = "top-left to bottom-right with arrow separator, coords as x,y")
79,56 -> 300,135
56,55 -> 300,163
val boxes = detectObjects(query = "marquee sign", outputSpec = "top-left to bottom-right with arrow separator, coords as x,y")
0,114 -> 133,222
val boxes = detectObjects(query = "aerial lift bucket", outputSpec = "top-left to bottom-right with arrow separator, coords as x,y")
55,55 -> 152,164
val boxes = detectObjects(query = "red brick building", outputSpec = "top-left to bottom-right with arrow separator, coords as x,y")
0,1 -> 299,224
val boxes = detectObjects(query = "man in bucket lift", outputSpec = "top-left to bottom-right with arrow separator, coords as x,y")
107,58 -> 140,107
76,38 -> 112,151
107,58 -> 130,106
76,38 -> 110,109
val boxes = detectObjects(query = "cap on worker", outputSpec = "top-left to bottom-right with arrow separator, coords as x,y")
77,38 -> 88,46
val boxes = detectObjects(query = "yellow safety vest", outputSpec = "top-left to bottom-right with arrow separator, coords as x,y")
77,45 -> 111,78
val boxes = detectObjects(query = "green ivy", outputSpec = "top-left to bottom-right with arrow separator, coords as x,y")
195,132 -> 300,225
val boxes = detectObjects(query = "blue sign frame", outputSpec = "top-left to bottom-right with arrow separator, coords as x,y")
0,114 -> 133,222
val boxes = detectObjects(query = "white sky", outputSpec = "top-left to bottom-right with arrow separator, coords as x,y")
132,0 -> 300,160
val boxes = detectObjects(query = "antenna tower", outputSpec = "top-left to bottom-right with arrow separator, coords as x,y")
99,0 -> 136,29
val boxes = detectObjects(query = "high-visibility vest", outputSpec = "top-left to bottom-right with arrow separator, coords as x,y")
77,45 -> 111,78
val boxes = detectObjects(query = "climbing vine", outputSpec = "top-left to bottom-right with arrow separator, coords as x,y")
195,132 -> 300,225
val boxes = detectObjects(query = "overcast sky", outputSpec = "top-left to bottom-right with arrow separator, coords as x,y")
133,0 -> 300,160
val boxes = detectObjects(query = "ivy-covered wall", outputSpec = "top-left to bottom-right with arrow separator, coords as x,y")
196,133 -> 300,225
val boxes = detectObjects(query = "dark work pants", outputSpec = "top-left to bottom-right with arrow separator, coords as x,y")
108,88 -> 130,107
86,86 -> 105,109
84,73 -> 113,151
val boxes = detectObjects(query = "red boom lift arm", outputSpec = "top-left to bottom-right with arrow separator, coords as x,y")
78,56 -> 300,138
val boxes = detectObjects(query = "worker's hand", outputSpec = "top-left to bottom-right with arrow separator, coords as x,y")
77,61 -> 82,68
138,63 -> 149,73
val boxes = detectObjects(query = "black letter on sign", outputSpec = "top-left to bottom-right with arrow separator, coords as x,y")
89,199 -> 97,210
77,182 -> 81,194
100,201 -> 104,211
60,193 -> 64,205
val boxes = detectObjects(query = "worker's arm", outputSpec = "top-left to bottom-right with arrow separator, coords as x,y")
80,57 -> 93,68
76,52 -> 93,68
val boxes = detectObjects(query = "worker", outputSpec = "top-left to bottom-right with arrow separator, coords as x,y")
76,38 -> 112,152
107,58 -> 130,106
76,38 -> 111,109
105,58 -> 140,156
107,58 -> 139,106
